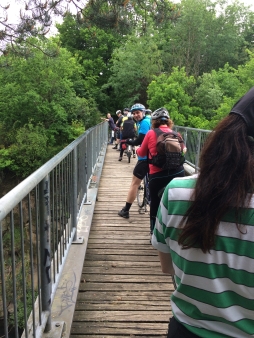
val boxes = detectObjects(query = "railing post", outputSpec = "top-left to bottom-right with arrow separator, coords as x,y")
72,148 -> 78,241
39,175 -> 52,332
195,131 -> 202,173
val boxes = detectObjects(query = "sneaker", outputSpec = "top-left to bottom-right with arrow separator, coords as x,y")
133,154 -> 136,158
112,145 -> 118,149
118,157 -> 122,161
118,208 -> 129,218
117,149 -> 121,151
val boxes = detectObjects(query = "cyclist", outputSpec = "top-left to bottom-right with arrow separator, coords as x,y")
145,109 -> 152,121
136,107 -> 186,237
103,113 -> 117,144
113,110 -> 123,150
118,103 -> 150,218
118,112 -> 137,161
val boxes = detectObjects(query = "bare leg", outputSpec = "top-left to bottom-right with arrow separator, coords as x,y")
126,175 -> 141,204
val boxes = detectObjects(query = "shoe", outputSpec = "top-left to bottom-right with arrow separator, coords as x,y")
133,154 -> 136,158
150,233 -> 152,243
112,145 -> 118,149
118,208 -> 129,218
117,149 -> 121,151
118,157 -> 122,161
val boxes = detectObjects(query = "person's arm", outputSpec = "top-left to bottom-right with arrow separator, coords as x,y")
126,133 -> 145,146
158,251 -> 175,275
136,132 -> 149,157
178,132 -> 187,153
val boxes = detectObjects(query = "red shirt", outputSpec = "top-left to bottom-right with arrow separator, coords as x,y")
136,126 -> 172,174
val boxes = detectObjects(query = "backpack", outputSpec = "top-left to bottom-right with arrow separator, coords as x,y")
149,128 -> 185,170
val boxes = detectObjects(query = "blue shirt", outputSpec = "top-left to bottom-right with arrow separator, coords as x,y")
136,117 -> 150,160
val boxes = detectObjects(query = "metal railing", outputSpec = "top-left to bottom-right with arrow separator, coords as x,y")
174,125 -> 211,172
0,122 -> 108,338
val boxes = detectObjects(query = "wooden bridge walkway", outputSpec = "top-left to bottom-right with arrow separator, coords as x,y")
70,145 -> 174,338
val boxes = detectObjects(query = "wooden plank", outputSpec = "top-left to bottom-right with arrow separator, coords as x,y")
75,291 -> 173,301
74,302 -> 170,311
78,282 -> 173,291
73,310 -> 171,322
71,322 -> 169,335
84,254 -> 159,261
82,267 -> 164,274
83,260 -> 161,268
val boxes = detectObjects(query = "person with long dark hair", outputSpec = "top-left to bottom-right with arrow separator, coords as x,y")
152,87 -> 254,338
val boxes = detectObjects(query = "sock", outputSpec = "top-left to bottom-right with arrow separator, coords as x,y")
124,202 -> 132,211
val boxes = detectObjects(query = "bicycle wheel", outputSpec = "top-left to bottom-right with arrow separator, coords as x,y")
145,176 -> 151,205
137,178 -> 145,208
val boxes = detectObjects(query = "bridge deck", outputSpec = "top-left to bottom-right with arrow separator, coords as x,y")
70,146 -> 174,337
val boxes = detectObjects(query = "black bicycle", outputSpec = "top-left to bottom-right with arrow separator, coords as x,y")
136,172 -> 151,213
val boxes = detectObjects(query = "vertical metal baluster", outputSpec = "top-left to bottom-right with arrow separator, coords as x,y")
64,160 -> 67,246
60,161 -> 65,258
52,171 -> 56,284
10,210 -> 19,337
35,186 -> 42,324
27,194 -> 36,336
56,165 -> 60,273
195,131 -> 202,173
0,219 -> 9,338
72,148 -> 78,241
39,176 -> 51,332
19,201 -> 28,336
67,154 -> 71,240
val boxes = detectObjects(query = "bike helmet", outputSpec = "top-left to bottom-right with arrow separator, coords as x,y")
130,103 -> 145,112
123,108 -> 130,112
145,109 -> 152,115
116,110 -> 121,115
151,107 -> 170,120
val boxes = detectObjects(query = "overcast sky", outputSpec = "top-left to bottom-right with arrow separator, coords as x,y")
1,0 -> 254,31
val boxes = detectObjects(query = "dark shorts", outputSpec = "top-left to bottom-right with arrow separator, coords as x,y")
167,317 -> 200,338
133,160 -> 148,180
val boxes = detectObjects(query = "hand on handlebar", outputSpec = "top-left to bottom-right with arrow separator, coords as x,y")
125,138 -> 134,145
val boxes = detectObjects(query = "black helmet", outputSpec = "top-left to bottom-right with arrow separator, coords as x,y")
123,108 -> 130,112
151,107 -> 170,120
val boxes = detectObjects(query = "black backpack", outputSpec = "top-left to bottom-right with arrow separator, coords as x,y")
148,128 -> 185,170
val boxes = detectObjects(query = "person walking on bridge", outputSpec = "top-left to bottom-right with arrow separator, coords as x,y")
152,86 -> 254,338
118,103 -> 150,218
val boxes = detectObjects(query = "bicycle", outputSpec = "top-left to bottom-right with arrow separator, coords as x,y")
136,172 -> 151,213
121,139 -> 133,163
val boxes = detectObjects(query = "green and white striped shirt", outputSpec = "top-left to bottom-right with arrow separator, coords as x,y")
152,175 -> 254,338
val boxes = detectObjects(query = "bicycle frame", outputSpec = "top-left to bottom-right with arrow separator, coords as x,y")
137,173 -> 150,213
121,139 -> 133,163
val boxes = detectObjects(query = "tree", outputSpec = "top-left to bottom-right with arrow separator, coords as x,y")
159,0 -> 254,77
106,30 -> 162,108
147,67 -> 196,126
0,37 -> 100,176
0,0 -> 86,54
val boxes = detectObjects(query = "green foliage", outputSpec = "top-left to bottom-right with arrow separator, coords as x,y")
147,68 -> 196,125
0,148 -> 13,170
193,73 -> 223,120
107,31 -> 162,107
8,122 -> 49,177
